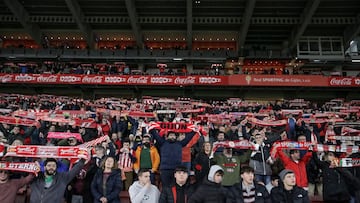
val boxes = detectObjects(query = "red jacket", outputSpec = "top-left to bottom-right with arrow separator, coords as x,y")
278,150 -> 312,188
181,132 -> 200,162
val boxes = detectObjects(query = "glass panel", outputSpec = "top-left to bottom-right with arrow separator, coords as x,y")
332,41 -> 342,51
299,41 -> 308,51
321,41 -> 331,52
309,41 -> 319,51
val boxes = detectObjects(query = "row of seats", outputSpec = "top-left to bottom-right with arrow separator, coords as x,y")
0,48 -> 239,59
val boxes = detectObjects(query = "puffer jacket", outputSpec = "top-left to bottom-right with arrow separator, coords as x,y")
189,165 -> 227,203
270,182 -> 310,203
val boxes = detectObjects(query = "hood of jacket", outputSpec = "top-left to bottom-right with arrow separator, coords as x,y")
208,165 -> 224,182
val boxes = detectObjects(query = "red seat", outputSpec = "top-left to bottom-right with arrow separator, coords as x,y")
119,191 -> 131,203
310,195 -> 323,203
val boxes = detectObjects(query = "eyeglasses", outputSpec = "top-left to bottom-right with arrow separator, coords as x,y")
0,170 -> 9,174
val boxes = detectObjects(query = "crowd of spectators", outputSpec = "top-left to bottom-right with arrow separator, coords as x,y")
0,94 -> 360,202
1,61 -> 350,77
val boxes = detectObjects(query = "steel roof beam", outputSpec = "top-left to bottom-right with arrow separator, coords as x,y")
64,0 -> 94,49
283,0 -> 321,53
125,0 -> 144,49
3,0 -> 42,45
186,0 -> 193,49
238,0 -> 256,56
343,14 -> 360,50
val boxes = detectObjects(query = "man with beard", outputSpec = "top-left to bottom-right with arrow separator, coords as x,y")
149,127 -> 197,188
30,157 -> 86,203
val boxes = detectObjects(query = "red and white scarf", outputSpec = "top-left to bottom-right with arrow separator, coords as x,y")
0,162 -> 40,175
270,141 -> 360,158
149,122 -> 197,134
5,145 -> 90,161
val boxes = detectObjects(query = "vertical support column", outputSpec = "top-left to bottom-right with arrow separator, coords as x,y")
138,63 -> 144,73
186,63 -> 194,74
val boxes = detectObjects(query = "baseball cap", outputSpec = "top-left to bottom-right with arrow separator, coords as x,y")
174,165 -> 188,173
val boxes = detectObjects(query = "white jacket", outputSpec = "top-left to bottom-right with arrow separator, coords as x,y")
129,181 -> 160,203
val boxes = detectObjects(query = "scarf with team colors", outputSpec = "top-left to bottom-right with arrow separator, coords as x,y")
0,162 -> 40,175
148,122 -> 197,133
5,145 -> 90,161
210,140 -> 360,167
0,135 -> 108,173
269,141 -> 360,158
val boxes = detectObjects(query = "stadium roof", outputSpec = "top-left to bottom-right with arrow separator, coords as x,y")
1,0 -> 359,53
1,0 -> 360,72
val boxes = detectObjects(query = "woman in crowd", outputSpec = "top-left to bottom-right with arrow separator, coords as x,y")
193,141 -> 212,185
91,156 -> 122,203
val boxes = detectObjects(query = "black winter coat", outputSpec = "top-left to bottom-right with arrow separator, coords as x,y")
193,151 -> 211,185
159,183 -> 196,203
312,152 -> 351,202
228,181 -> 271,203
270,183 -> 310,203
188,180 -> 227,203
91,169 -> 122,203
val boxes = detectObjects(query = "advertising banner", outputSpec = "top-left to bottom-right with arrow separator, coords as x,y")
1,74 -> 359,87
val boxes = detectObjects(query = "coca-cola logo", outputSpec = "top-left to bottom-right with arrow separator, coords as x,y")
330,78 -> 352,86
15,74 -> 36,82
0,74 -> 13,83
60,76 -> 81,83
104,76 -> 126,83
174,76 -> 196,85
355,79 -> 360,85
151,77 -> 172,84
199,77 -> 221,84
82,76 -> 102,83
127,76 -> 148,84
37,75 -> 58,83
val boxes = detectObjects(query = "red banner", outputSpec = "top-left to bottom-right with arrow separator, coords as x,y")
0,74 -> 227,86
228,75 -> 329,87
328,77 -> 360,87
2,74 -> 359,87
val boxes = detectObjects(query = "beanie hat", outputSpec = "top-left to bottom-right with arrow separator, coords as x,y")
278,169 -> 294,181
